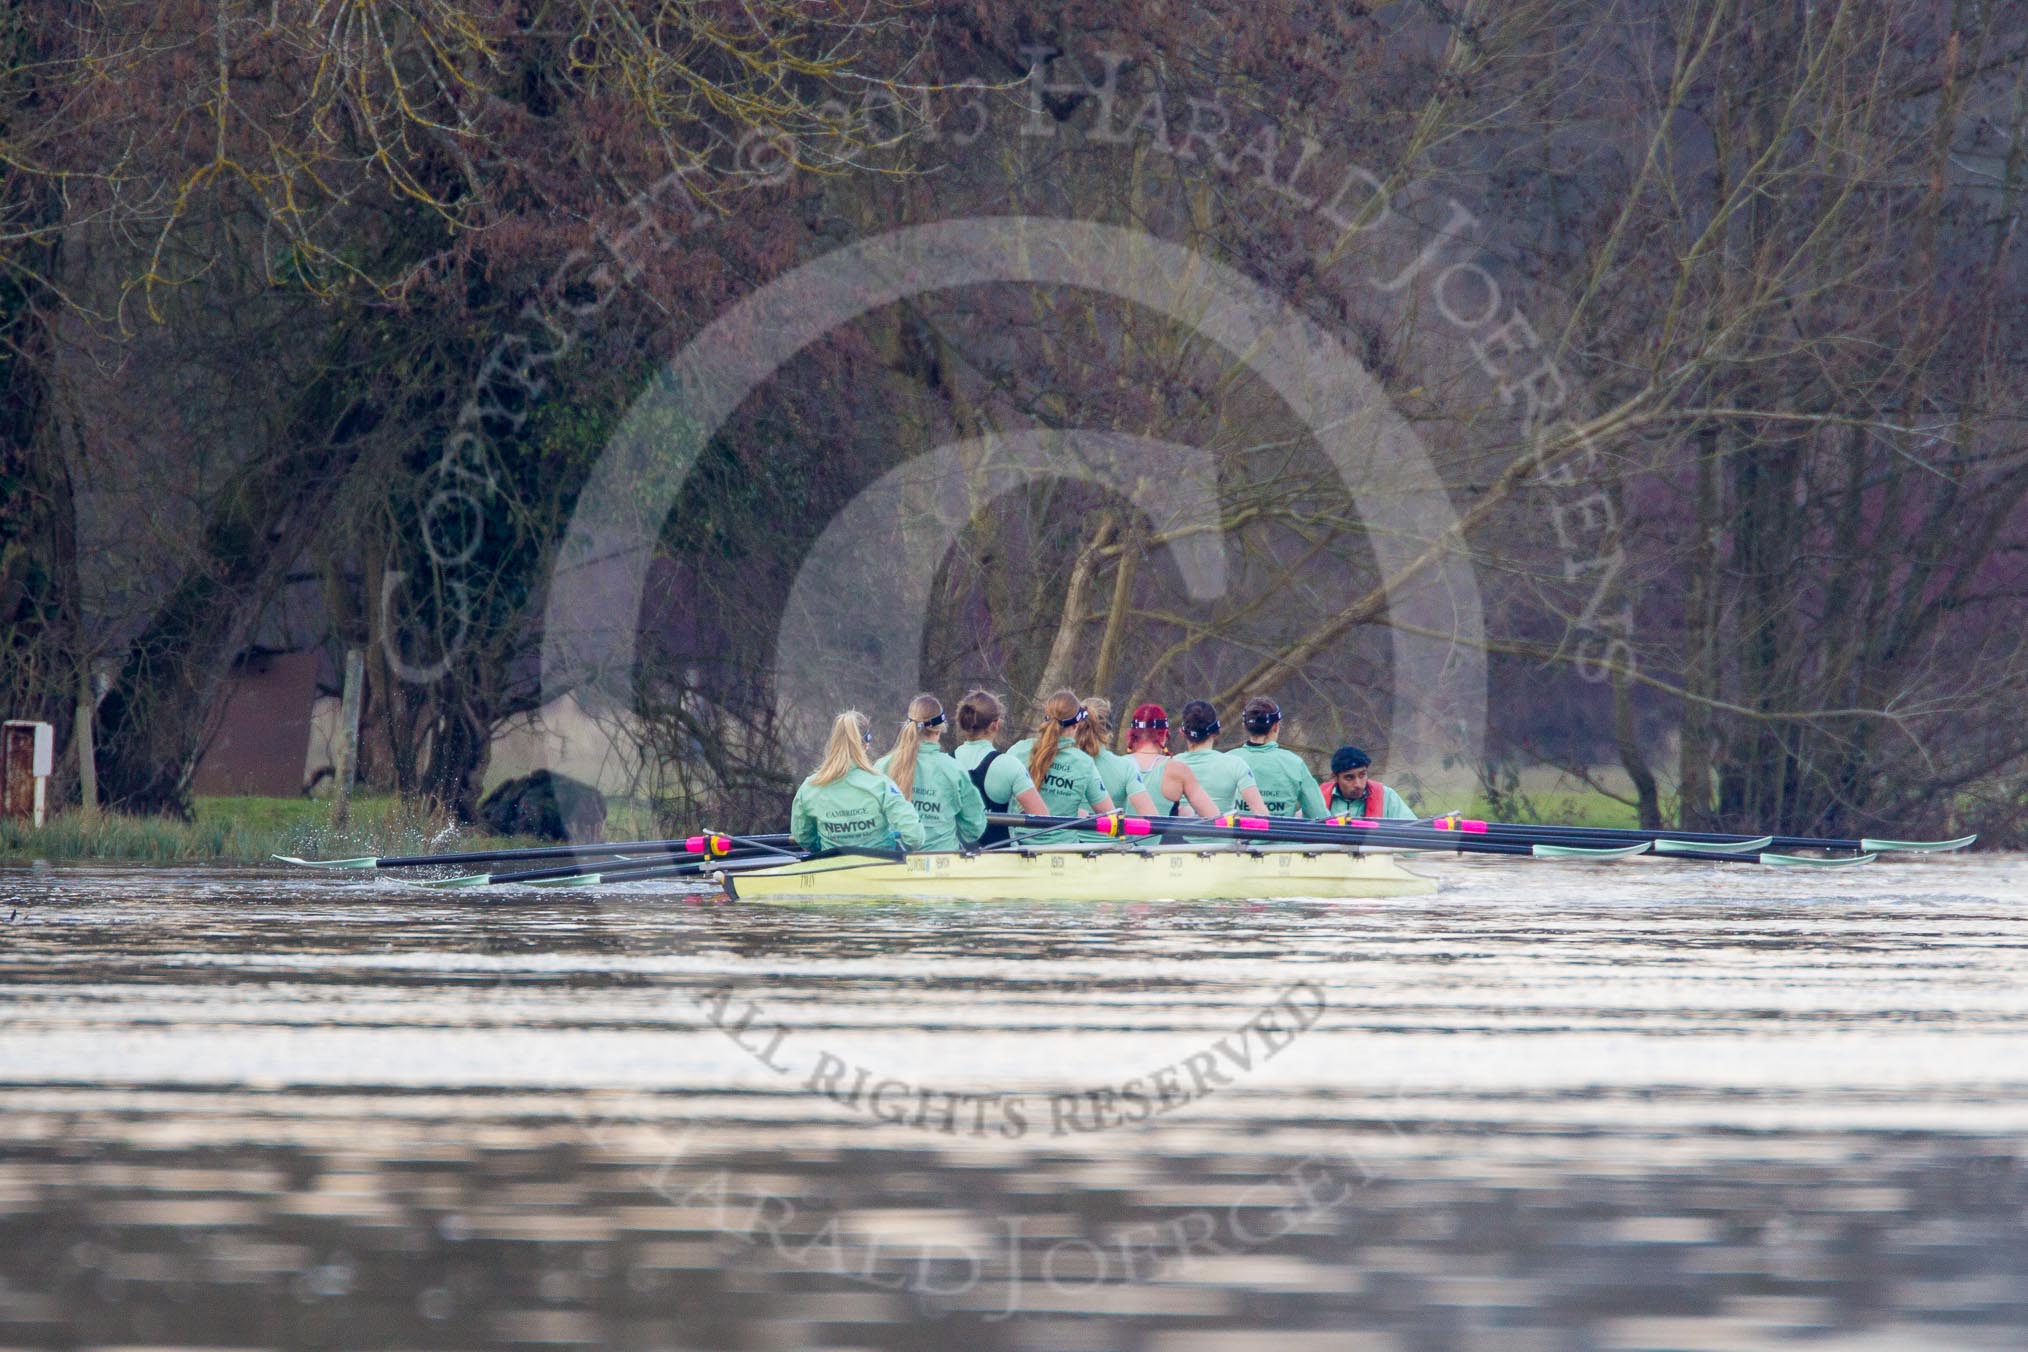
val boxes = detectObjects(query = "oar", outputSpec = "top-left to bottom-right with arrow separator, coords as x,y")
412,851 -> 805,895
982,813 -> 1652,859
1418,816 -> 1975,855
1257,814 -> 1752,847
424,826 -> 805,887
419,845 -> 783,889
986,812 -> 1877,868
273,831 -> 790,871
1256,814 -> 1886,867
1269,814 -> 1778,855
544,852 -> 824,888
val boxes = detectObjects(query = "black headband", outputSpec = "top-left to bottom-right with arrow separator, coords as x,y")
1184,718 -> 1220,739
1243,710 -> 1281,730
1130,717 -> 1168,730
1056,708 -> 1089,728
918,713 -> 945,729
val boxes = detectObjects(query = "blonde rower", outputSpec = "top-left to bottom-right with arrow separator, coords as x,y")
789,711 -> 926,852
875,695 -> 988,851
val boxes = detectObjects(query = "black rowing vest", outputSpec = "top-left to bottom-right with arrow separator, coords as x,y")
968,749 -> 1011,846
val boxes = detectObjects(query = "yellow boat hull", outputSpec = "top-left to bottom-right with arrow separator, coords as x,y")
717,844 -> 1435,903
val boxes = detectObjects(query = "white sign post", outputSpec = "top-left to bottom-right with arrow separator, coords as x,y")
1,721 -> 55,828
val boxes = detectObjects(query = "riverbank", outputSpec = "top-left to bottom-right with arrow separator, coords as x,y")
0,796 -> 540,865
2,783 -> 1643,865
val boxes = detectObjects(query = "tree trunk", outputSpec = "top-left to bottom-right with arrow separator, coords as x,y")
1677,427 -> 1721,830
418,692 -> 489,823
73,663 -> 98,815
1612,668 -> 1661,829
1031,514 -> 1117,708
94,341 -> 380,814
1091,523 -> 1139,701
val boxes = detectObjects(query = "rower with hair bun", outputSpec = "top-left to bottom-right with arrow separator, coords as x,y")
1168,700 -> 1269,816
1228,696 -> 1330,819
789,711 -> 927,852
951,689 -> 1051,847
875,694 -> 987,851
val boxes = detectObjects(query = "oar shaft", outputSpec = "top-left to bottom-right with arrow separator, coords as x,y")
1432,818 -> 1864,851
982,813 -> 1538,856
1260,815 -> 1787,858
484,846 -> 777,885
606,855 -> 805,885
364,833 -> 793,869
1263,814 -> 1653,847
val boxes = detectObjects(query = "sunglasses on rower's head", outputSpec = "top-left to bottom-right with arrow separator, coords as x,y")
1056,709 -> 1088,728
1130,718 -> 1168,730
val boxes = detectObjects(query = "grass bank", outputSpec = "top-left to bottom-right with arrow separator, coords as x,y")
0,796 -> 540,865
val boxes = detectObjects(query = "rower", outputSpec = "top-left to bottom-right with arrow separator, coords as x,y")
1125,702 -> 1173,782
1005,689 -> 1117,838
1321,745 -> 1414,820
789,711 -> 927,852
875,695 -> 987,851
1093,698 -> 1219,817
951,689 -> 1050,847
1170,700 -> 1269,816
1075,697 -> 1147,808
1228,696 -> 1329,818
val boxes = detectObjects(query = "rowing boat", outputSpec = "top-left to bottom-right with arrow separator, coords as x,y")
271,811 -> 1974,898
716,842 -> 1436,903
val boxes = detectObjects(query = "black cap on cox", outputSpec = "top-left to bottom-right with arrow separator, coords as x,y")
1331,746 -> 1372,774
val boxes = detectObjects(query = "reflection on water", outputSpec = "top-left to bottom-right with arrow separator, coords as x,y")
2,856 -> 2025,1348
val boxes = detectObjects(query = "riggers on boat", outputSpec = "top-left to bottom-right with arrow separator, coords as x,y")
715,842 -> 1436,904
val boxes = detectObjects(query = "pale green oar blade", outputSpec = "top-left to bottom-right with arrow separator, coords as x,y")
273,855 -> 379,869
1859,834 -> 1978,853
528,873 -> 604,888
1653,836 -> 1772,855
1760,851 -> 1877,869
1531,841 -> 1651,859
415,873 -> 493,889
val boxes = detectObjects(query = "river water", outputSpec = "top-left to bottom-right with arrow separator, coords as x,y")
2,854 -> 2025,1350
